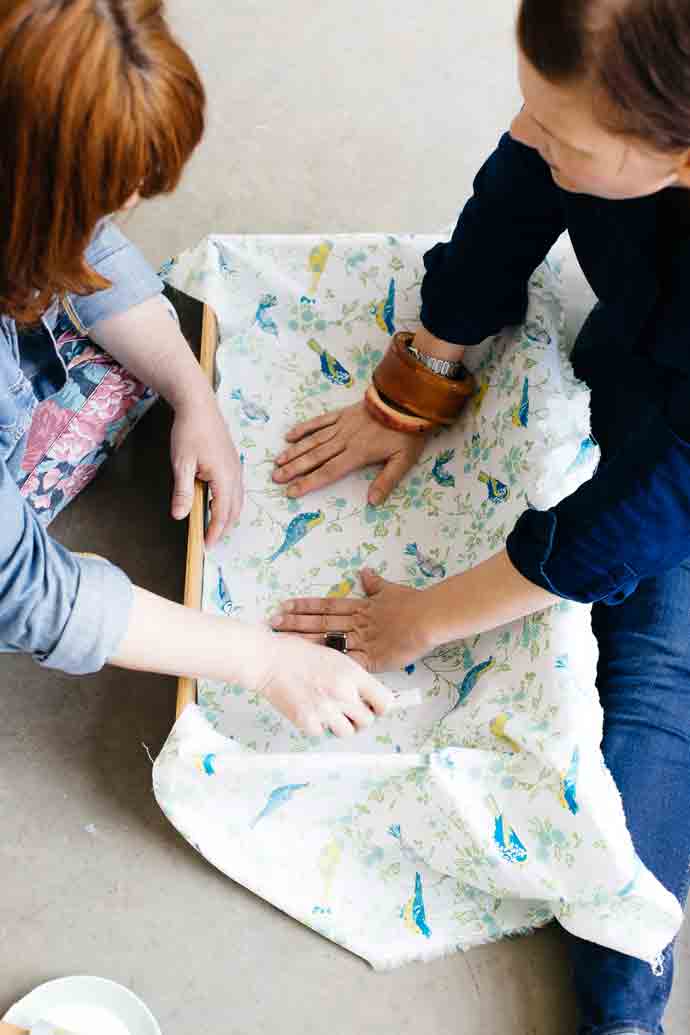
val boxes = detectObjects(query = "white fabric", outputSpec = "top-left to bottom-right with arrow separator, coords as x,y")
155,233 -> 682,970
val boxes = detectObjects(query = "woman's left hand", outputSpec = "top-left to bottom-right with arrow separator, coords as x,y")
270,568 -> 431,673
170,399 -> 244,547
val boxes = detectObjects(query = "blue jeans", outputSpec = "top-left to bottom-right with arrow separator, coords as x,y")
568,331 -> 690,1035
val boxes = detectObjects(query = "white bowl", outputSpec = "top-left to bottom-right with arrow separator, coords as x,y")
3,976 -> 161,1035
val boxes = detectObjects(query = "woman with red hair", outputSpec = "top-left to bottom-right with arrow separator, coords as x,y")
0,2 -> 391,737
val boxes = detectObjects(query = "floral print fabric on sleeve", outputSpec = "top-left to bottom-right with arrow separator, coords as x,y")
153,233 -> 683,971
19,306 -> 157,525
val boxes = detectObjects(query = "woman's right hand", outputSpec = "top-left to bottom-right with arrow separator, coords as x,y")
272,400 -> 429,505
254,631 -> 394,738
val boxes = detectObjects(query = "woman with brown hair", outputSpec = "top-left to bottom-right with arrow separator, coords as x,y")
0,1 -> 392,739
273,1 -> 690,1031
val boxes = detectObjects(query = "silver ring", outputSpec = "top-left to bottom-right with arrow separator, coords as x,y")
325,631 -> 348,653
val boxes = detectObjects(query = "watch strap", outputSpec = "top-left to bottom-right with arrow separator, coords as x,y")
406,342 -> 465,380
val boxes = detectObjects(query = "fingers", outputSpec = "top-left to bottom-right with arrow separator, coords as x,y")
319,705 -> 356,739
271,611 -> 359,634
358,674 -> 395,717
274,424 -> 340,470
281,451 -> 361,499
368,450 -> 417,506
285,409 -> 341,443
300,712 -> 325,739
171,458 -> 196,520
360,567 -> 385,597
272,439 -> 345,485
343,697 -> 376,731
205,483 -> 232,548
205,460 -> 245,546
280,596 -> 360,617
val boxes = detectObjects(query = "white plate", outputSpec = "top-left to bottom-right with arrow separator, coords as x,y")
2,977 -> 161,1035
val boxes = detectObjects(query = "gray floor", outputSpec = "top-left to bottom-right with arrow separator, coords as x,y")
2,1 -> 688,1031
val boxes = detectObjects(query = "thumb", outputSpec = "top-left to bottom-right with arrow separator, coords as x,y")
171,458 -> 196,520
368,451 -> 414,506
360,567 -> 386,597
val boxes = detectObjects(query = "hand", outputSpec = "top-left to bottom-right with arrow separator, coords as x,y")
271,569 -> 432,673
272,400 -> 428,505
170,398 -> 243,547
255,629 -> 395,738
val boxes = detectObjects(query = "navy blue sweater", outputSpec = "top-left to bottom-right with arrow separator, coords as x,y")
420,132 -> 690,605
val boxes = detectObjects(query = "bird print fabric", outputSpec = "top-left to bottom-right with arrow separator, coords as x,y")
153,232 -> 678,974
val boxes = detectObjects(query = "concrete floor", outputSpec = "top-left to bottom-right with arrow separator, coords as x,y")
2,1 -> 688,1031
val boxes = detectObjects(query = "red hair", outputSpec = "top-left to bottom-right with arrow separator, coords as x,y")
0,0 -> 205,323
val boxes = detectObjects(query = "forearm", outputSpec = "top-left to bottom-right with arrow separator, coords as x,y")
89,295 -> 213,412
420,548 -> 560,650
110,585 -> 271,687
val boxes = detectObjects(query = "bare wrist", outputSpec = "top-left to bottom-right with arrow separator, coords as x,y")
413,324 -> 466,362
170,371 -> 216,416
416,585 -> 457,654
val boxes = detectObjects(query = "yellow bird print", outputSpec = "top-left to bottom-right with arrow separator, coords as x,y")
307,240 -> 333,297
473,376 -> 490,413
372,278 -> 396,335
489,714 -> 521,753
327,575 -> 355,598
319,838 -> 343,897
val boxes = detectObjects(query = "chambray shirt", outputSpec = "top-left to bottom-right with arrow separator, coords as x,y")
0,221 -> 162,674
420,131 -> 690,605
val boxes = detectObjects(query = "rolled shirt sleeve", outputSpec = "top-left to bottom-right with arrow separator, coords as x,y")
65,219 -> 163,332
0,453 -> 133,675
419,132 -> 568,346
506,412 -> 690,606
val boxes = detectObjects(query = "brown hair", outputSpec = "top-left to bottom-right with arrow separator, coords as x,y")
518,0 -> 690,154
0,0 -> 205,323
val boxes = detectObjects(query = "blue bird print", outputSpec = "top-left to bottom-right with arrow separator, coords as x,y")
158,256 -> 177,280
213,565 -> 234,615
269,511 -> 325,562
487,795 -> 528,864
452,657 -> 496,709
617,855 -> 642,899
566,436 -> 596,474
559,746 -> 580,816
404,543 -> 446,579
478,471 -> 510,503
511,377 -> 530,428
524,320 -> 551,344
371,277 -> 396,335
194,753 -> 217,776
251,783 -> 310,829
431,448 -> 456,487
255,293 -> 279,336
307,338 -> 353,387
230,388 -> 270,424
402,872 -> 432,938
212,240 -> 234,278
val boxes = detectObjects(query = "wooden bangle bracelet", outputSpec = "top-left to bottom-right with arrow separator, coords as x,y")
373,331 -> 475,426
364,384 -> 435,434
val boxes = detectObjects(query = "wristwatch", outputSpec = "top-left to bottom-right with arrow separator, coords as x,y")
406,340 -> 466,380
